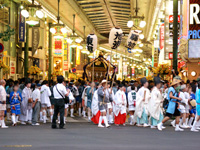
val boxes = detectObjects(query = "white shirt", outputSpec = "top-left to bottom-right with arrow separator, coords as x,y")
53,83 -> 67,99
32,88 -> 41,102
40,85 -> 51,104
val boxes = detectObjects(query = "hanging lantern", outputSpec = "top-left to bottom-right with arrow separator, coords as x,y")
126,30 -> 139,49
109,27 -> 123,49
86,34 -> 97,53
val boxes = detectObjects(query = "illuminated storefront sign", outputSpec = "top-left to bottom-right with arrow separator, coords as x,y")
188,0 -> 200,39
160,24 -> 164,50
169,15 -> 180,23
54,38 -> 63,55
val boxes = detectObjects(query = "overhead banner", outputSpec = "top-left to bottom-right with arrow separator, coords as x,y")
18,13 -> 25,42
32,27 -> 40,55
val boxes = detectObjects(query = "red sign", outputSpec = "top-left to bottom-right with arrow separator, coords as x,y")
72,68 -> 76,73
169,15 -> 180,23
132,68 -> 135,76
168,52 -> 180,59
0,43 -> 4,53
160,24 -> 164,50
63,61 -> 68,71
55,39 -> 62,49
178,61 -> 186,68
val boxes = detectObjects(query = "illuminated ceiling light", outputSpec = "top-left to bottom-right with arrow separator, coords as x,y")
21,9 -> 29,18
61,27 -> 67,34
26,17 -> 39,26
75,38 -> 82,43
139,34 -> 144,39
66,38 -> 73,44
148,58 -> 151,61
50,28 -> 56,34
127,20 -> 134,28
139,43 -> 143,47
139,20 -> 146,28
36,10 -> 44,18
54,35 -> 63,39
134,53 -> 140,57
78,46 -> 83,49
70,41 -> 77,48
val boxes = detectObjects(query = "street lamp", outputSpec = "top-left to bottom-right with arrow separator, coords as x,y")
20,0 -> 44,26
49,0 -> 68,35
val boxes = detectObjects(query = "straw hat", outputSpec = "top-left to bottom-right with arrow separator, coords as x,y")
101,80 -> 107,84
171,78 -> 181,86
190,99 -> 196,107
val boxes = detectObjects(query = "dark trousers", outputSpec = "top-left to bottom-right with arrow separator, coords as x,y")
52,99 -> 65,128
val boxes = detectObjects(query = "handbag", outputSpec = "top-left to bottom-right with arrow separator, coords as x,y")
56,85 -> 69,104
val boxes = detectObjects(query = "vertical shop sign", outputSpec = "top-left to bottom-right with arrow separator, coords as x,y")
18,13 -> 25,42
76,47 -> 81,65
54,39 -> 62,55
10,61 -> 16,75
132,68 -> 135,76
32,27 -> 40,55
160,24 -> 164,50
63,61 -> 68,71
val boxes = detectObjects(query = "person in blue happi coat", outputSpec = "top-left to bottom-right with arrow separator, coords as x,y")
10,84 -> 22,126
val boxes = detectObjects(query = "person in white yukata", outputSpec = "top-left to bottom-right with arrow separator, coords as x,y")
0,79 -> 8,128
135,77 -> 150,127
20,79 -> 33,125
128,85 -> 136,125
40,80 -> 52,123
148,77 -> 164,129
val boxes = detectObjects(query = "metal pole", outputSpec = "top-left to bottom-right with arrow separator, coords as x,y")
173,0 -> 178,71
24,24 -> 29,78
92,52 -> 94,82
48,23 -> 52,81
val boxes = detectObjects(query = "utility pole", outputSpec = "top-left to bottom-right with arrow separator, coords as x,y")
48,23 -> 52,81
173,0 -> 178,71
24,24 -> 29,78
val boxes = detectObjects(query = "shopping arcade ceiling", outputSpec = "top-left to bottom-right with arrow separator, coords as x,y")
33,0 -> 159,56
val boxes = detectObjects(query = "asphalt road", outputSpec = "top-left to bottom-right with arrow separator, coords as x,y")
0,121 -> 200,150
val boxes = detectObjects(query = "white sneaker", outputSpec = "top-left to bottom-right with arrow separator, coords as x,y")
191,128 -> 199,132
98,124 -> 105,128
32,123 -> 40,126
157,122 -> 163,131
175,127 -> 184,131
196,127 -> 200,130
71,115 -> 75,118
162,126 -> 166,129
151,125 -> 156,129
21,121 -> 26,125
171,121 -> 175,127
1,125 -> 8,128
143,123 -> 149,127
180,124 -> 190,129
106,124 -> 111,128
136,124 -> 143,127
130,122 -> 133,125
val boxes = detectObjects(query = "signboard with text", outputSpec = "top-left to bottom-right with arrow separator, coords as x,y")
188,0 -> 200,39
18,13 -> 25,42
160,24 -> 164,50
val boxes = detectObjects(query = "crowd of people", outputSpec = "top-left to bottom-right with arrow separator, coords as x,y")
0,72 -> 200,132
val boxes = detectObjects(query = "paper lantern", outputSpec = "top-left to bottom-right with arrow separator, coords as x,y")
109,27 -> 123,49
126,30 -> 139,49
86,34 -> 97,53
